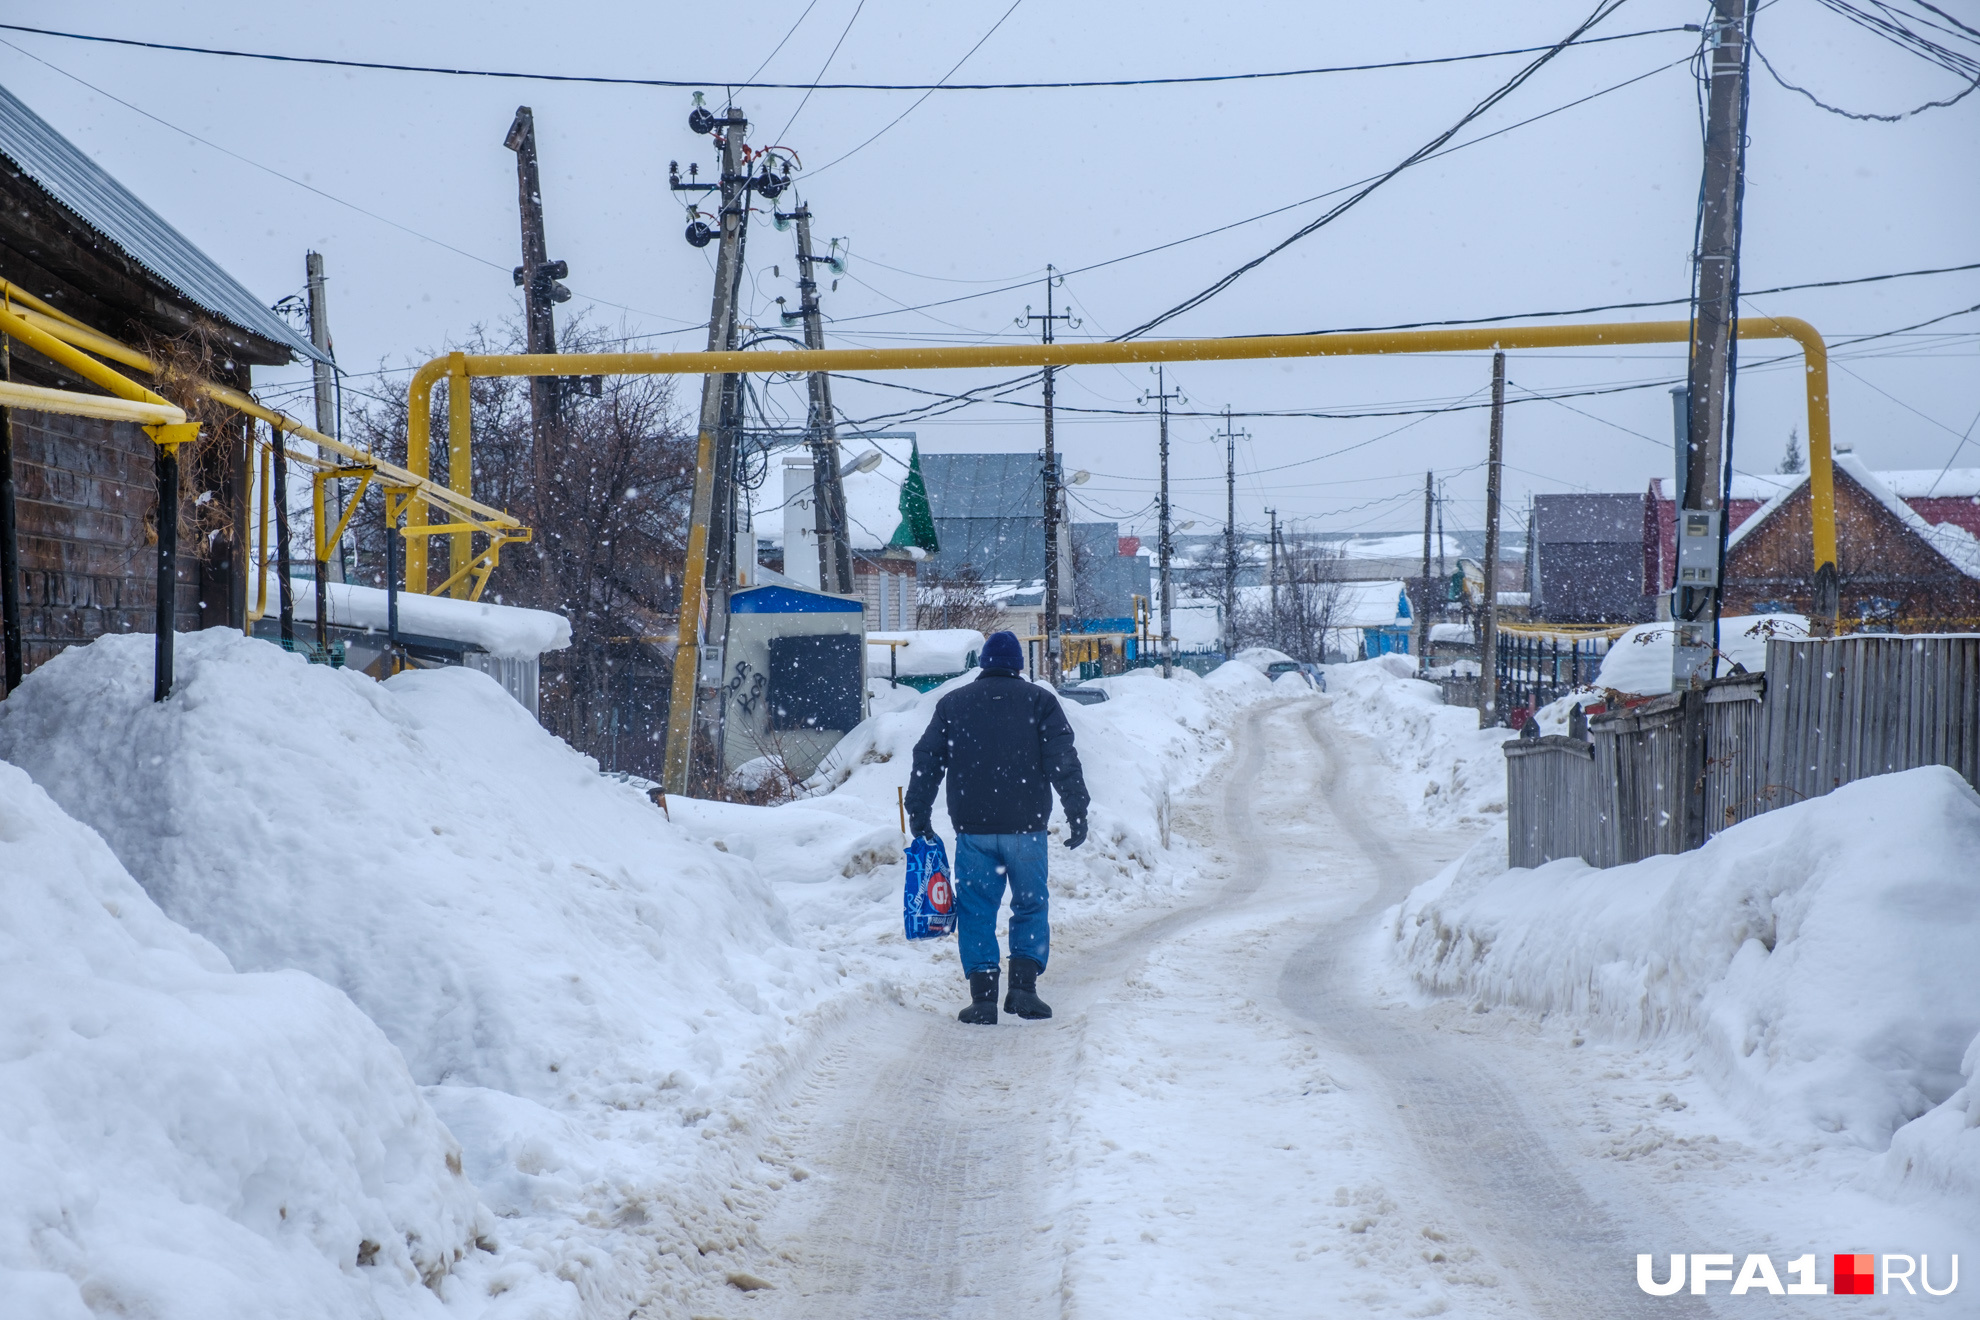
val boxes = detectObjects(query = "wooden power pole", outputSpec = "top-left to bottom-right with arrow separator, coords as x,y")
504,106 -> 573,605
1479,352 -> 1506,727
787,203 -> 854,594
1417,469 -> 1433,671
1674,0 -> 1757,683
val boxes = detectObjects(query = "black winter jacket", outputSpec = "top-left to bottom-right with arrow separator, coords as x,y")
904,671 -> 1090,836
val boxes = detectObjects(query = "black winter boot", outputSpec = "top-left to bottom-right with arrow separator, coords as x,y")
958,969 -> 999,1025
1003,956 -> 1052,1020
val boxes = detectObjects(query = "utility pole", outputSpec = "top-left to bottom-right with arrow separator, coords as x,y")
1417,470 -> 1433,671
783,203 -> 853,594
1216,408 -> 1247,657
304,252 -> 345,585
1479,352 -> 1506,728
1267,508 -> 1280,653
1436,481 -> 1446,584
504,106 -> 573,606
1140,367 -> 1184,678
664,99 -> 770,794
1021,267 -> 1076,687
1674,0 -> 1758,684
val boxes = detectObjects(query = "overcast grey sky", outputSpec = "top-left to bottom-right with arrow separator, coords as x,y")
3,0 -> 1974,543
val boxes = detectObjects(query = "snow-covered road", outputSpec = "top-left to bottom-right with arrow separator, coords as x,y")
736,697 -> 1687,1317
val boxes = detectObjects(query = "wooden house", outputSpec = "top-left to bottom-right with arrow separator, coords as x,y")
1719,454 -> 1980,630
0,81 -> 326,686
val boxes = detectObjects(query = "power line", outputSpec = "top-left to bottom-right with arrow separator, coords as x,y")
774,0 -> 867,143
806,0 -> 1026,177
0,36 -> 707,331
1752,37 -> 1979,119
1115,0 -> 1638,340
0,20 -> 1696,91
743,0 -> 823,87
824,53 -> 1691,328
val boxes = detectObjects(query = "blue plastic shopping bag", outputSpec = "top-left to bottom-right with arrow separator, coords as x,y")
903,835 -> 957,940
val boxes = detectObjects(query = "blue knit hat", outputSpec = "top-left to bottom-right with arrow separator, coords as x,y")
980,630 -> 1024,673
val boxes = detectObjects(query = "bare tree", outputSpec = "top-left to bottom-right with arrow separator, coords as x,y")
915,562 -> 1005,634
343,319 -> 696,770
1234,534 -> 1347,661
1180,535 -> 1262,652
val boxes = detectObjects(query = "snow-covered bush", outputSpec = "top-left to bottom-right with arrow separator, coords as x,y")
0,761 -> 480,1318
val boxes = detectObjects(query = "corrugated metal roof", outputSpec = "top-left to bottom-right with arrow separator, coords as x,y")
922,452 -> 1042,520
1532,492 -> 1646,544
0,82 -> 329,366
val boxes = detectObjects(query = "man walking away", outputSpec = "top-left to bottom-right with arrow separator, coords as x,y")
906,630 -> 1089,1026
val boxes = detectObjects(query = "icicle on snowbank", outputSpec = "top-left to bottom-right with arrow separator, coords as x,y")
1385,766 -> 1980,1197
0,761 -> 481,1318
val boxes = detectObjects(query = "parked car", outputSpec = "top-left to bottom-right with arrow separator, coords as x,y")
1058,683 -> 1110,706
1265,660 -> 1325,692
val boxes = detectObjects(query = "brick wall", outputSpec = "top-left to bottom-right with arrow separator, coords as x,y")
9,407 -> 202,675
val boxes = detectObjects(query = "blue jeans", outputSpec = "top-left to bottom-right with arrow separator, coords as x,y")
954,832 -> 1050,976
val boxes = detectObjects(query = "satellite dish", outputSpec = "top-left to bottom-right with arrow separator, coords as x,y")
846,449 -> 884,474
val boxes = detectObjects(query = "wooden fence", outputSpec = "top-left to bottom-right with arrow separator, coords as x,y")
1505,634 -> 1980,869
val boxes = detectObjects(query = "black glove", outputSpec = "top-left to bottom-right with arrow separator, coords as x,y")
909,815 -> 936,842
1064,817 -> 1088,849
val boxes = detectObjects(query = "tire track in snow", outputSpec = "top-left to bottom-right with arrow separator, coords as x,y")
1272,703 -> 1714,1319
748,702 -> 1287,1319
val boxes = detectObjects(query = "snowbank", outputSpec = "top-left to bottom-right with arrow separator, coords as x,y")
807,659 -> 1278,898
0,629 -> 835,1312
1231,645 -> 1295,671
866,628 -> 984,677
288,578 -> 571,658
1323,654 -> 1514,826
1594,613 -> 1807,695
1387,767 -> 1980,1180
0,761 -> 480,1318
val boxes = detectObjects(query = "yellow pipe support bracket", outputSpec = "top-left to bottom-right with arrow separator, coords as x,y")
446,352 -> 472,598
251,437 -> 271,628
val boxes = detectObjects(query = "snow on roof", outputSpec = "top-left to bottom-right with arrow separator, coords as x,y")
758,436 -> 918,552
0,84 -> 328,366
1334,579 -> 1413,629
1871,469 -> 1980,499
1653,469 -> 1980,503
288,580 -> 571,657
1724,455 -> 1980,580
1336,532 -> 1463,560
